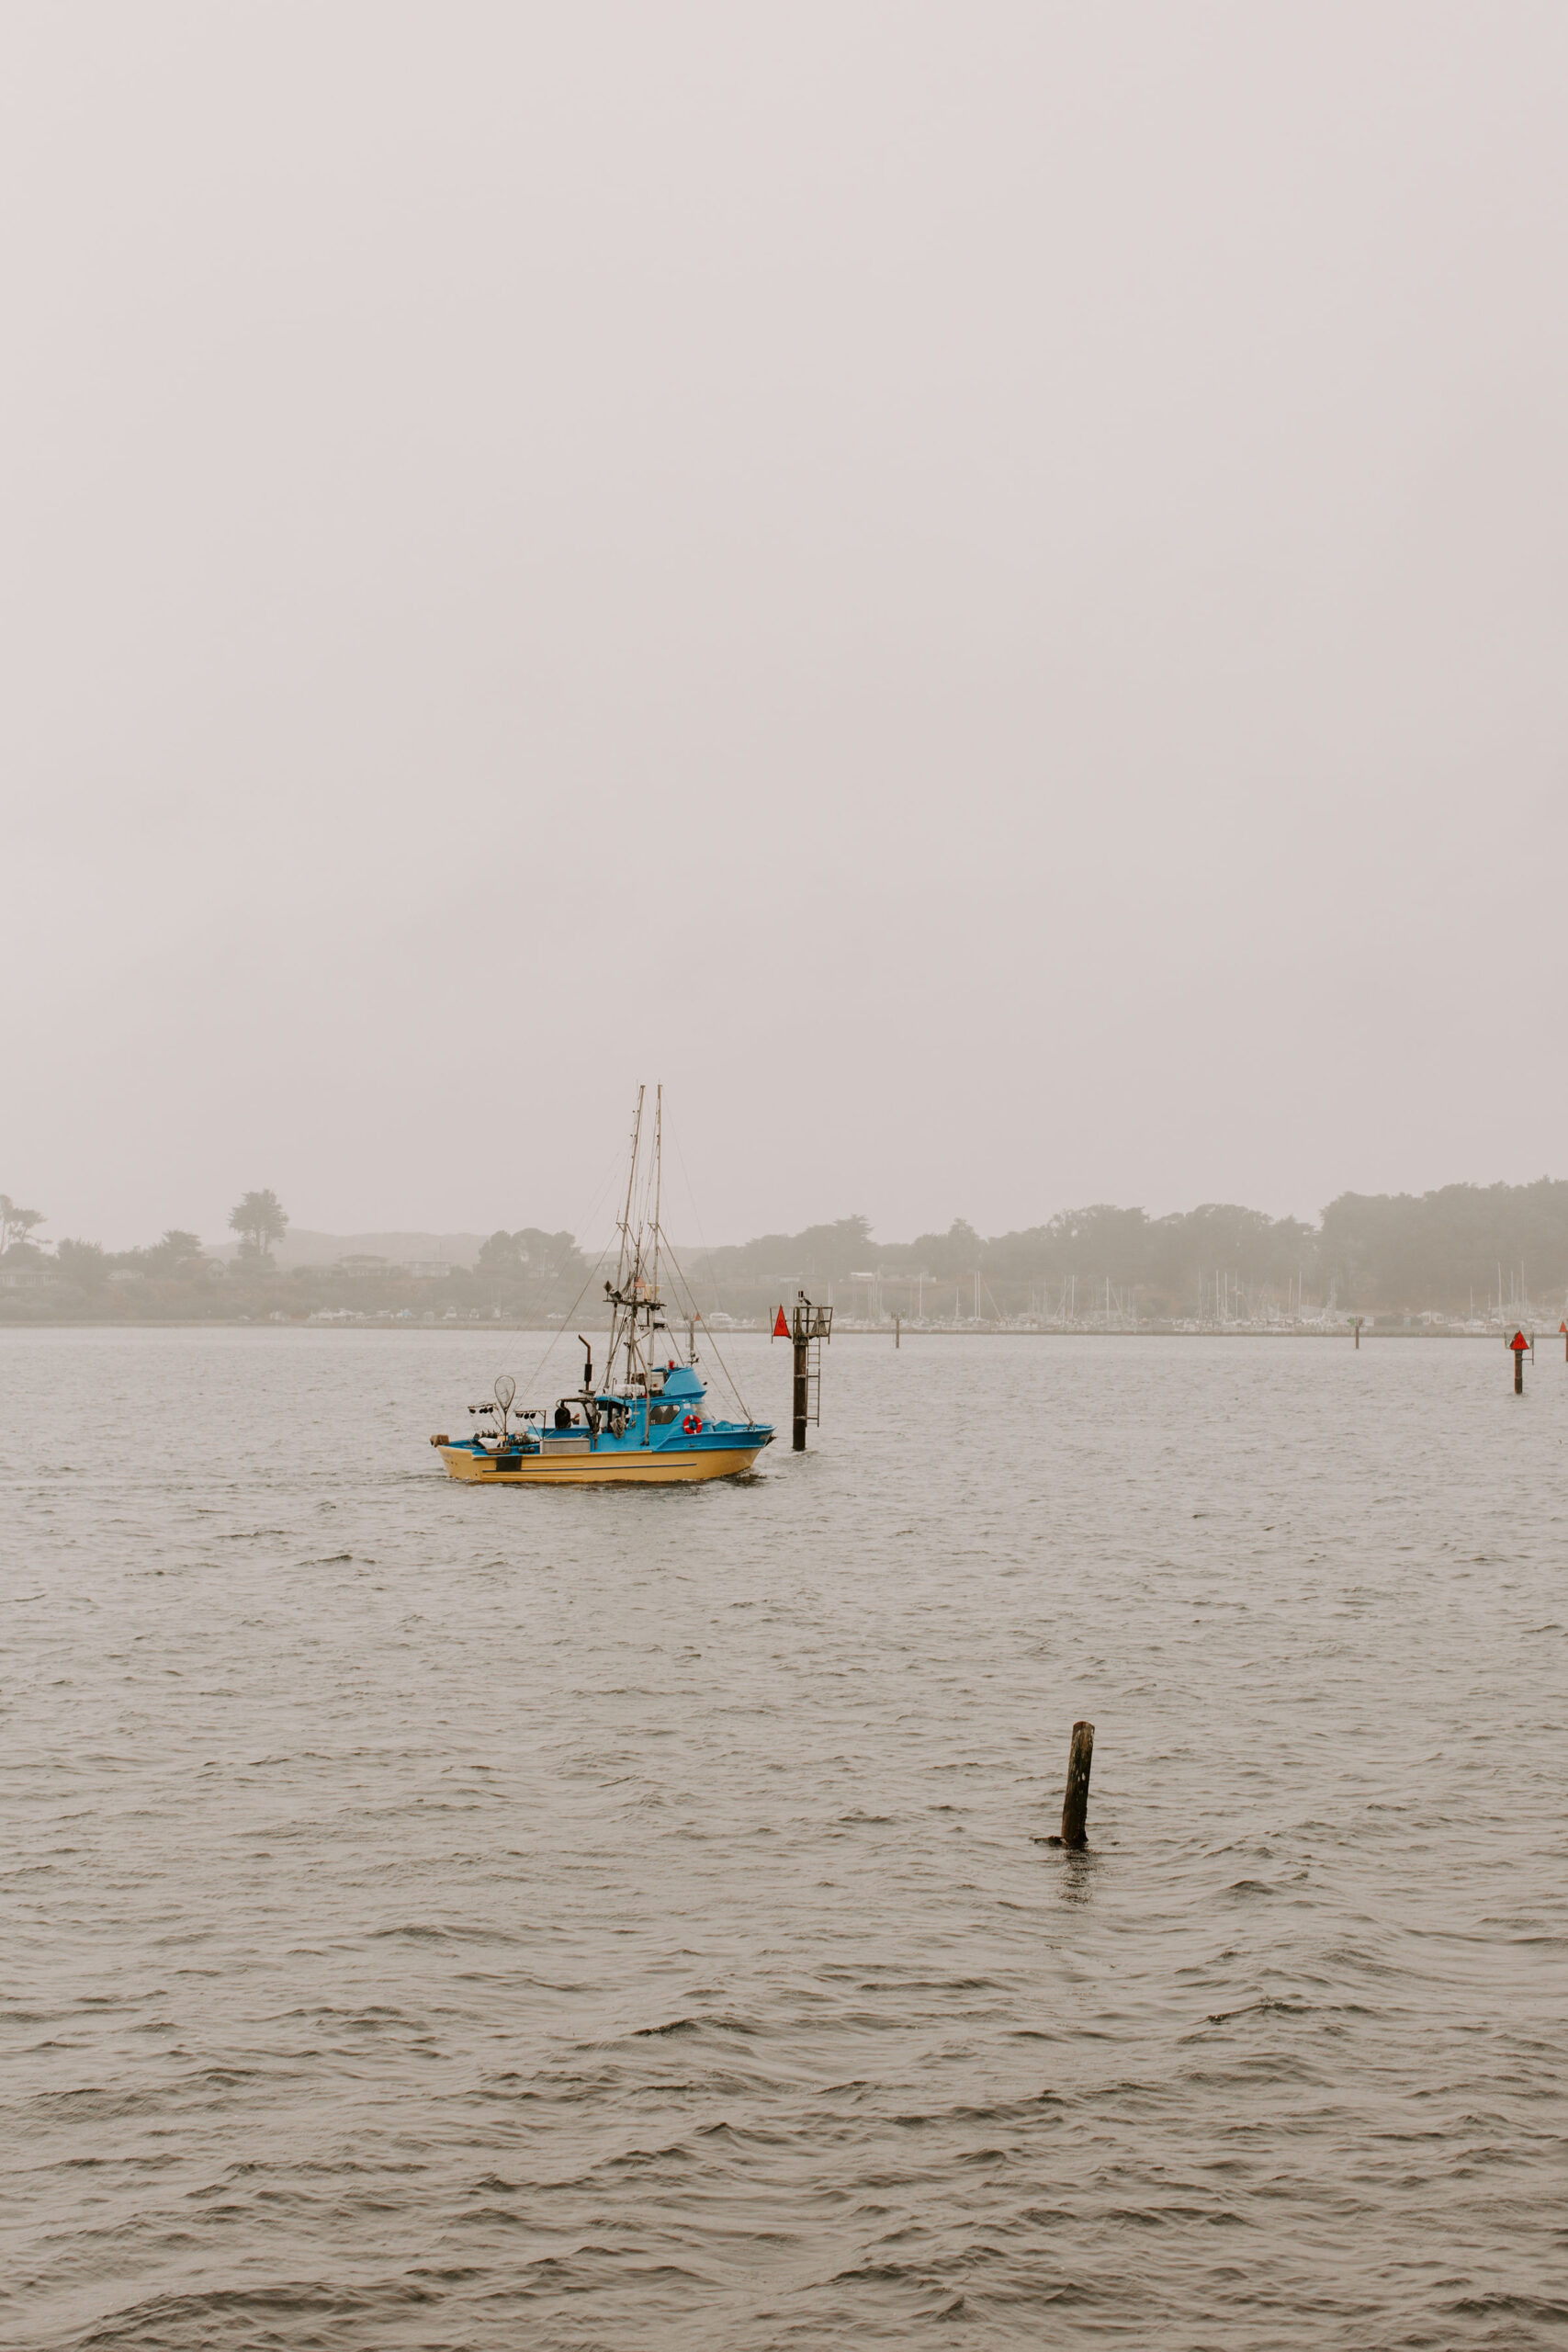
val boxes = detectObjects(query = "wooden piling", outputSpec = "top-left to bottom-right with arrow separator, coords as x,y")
1060,1720 -> 1095,1847
895,1314 -> 900,1350
792,1325 -> 808,1450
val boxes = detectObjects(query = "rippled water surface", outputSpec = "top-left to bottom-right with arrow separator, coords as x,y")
4,1328 -> 1566,2349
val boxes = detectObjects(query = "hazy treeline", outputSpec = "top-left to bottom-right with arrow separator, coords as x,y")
690,1181 -> 1568,1319
0,1196 -> 592,1324
5,1181 -> 1566,1323
1312,1184 -> 1568,1315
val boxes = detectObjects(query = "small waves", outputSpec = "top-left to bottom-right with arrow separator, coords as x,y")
3,1329 -> 1566,2348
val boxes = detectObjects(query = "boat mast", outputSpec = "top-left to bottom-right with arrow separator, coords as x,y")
615,1086 -> 646,1387
651,1083 -> 663,1350
603,1083 -> 678,1395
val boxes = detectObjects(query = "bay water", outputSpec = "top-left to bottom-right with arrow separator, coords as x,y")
3,1328 -> 1564,2347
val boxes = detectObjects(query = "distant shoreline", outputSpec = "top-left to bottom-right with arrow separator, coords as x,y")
0,1321 -> 1536,1341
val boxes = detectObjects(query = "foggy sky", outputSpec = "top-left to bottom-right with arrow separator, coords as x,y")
6,3 -> 1566,1252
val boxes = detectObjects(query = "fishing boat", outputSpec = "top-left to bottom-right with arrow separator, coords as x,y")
429,1087 -> 773,1486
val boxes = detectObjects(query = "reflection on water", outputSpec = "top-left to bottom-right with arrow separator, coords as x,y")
1049,1847 -> 1101,1907
3,1328 -> 1565,2349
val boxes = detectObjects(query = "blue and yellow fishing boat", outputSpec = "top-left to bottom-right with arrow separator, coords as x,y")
430,1086 -> 773,1487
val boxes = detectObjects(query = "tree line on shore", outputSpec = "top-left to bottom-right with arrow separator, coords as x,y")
0,1191 -> 595,1323
0,1190 -> 294,1294
692,1181 -> 1568,1319
4,1180 -> 1566,1322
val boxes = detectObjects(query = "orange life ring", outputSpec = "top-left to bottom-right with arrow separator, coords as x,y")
682,1412 -> 703,1435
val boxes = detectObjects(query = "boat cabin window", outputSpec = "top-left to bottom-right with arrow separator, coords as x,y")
649,1403 -> 678,1425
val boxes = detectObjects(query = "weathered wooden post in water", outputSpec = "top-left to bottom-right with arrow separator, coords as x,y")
895,1314 -> 900,1350
1352,1317 -> 1363,1350
1034,1722 -> 1097,1849
1060,1721 -> 1094,1846
775,1293 -> 832,1451
1511,1329 -> 1528,1394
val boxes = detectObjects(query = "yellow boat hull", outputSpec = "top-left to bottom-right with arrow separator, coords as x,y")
436,1443 -> 764,1486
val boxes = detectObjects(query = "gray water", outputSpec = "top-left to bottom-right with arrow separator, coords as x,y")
4,1328 -> 1565,2349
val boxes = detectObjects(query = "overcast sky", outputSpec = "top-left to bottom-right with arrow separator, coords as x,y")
5,3 -> 1565,1251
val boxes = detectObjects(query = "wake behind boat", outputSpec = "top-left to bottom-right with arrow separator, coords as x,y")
430,1086 -> 773,1486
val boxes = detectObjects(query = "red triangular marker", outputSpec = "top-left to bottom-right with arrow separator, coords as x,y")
1511,1329 -> 1529,1350
1559,1321 -> 1565,1333
773,1306 -> 790,1339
